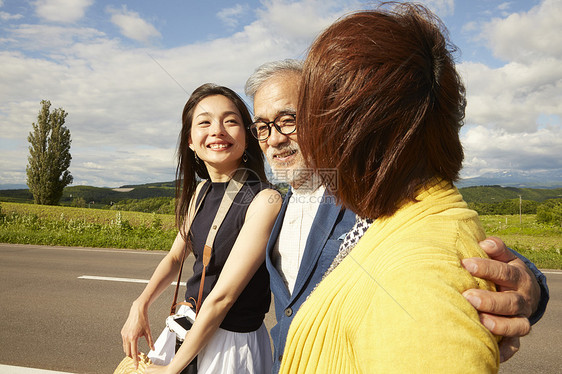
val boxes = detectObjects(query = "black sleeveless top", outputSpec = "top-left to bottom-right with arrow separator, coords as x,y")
184,177 -> 272,332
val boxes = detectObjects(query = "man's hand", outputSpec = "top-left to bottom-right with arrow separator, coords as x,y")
462,236 -> 541,362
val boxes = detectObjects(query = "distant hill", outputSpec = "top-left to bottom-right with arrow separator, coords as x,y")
458,185 -> 562,204
3,168 -> 560,192
0,182 -> 175,206
60,184 -> 176,205
0,188 -> 33,202
2,181 -> 561,206
457,169 -> 562,189
120,181 -> 175,189
0,184 -> 27,190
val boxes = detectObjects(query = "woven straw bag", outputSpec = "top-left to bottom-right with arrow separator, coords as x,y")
114,353 -> 152,374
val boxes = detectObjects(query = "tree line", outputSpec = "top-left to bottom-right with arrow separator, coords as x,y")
468,198 -> 562,225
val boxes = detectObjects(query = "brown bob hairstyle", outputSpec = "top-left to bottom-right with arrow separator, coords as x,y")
298,3 -> 466,220
175,83 -> 267,233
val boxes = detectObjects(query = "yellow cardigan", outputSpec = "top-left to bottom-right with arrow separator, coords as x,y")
280,180 -> 499,373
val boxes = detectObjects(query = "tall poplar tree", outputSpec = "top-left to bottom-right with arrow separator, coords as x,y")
26,100 -> 73,205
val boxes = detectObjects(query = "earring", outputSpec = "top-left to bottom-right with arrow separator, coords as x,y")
194,152 -> 200,162
242,151 -> 248,163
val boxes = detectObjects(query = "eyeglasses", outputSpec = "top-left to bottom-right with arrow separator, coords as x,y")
249,113 -> 296,141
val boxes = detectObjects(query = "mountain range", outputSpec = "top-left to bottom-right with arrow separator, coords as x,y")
2,169 -> 561,191
456,169 -> 562,189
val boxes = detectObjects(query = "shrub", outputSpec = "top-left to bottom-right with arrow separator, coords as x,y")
537,199 -> 562,226
110,197 -> 175,214
71,197 -> 86,208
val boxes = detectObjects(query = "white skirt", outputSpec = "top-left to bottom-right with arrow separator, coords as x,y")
197,323 -> 273,374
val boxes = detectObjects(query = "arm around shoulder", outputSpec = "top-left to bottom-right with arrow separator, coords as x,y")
509,248 -> 549,324
463,237 -> 549,325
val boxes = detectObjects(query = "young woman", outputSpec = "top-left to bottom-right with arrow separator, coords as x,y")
280,4 -> 501,373
121,83 -> 281,374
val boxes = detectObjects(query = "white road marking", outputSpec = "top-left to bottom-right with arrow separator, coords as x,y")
78,275 -> 180,285
0,365 -> 74,374
542,270 -> 562,275
78,275 -> 149,283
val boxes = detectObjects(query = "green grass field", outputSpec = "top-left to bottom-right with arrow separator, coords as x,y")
0,202 -> 176,228
0,202 -> 177,250
1,202 -> 560,268
479,214 -> 562,269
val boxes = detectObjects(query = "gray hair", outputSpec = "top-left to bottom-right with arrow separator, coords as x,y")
244,59 -> 303,99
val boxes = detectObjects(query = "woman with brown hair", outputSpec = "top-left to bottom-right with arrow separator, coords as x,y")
121,83 -> 280,373
280,3 -> 500,373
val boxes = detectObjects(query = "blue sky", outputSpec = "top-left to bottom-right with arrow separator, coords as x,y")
1,0 -> 561,187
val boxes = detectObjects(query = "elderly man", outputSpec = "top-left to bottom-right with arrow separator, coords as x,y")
244,59 -> 548,373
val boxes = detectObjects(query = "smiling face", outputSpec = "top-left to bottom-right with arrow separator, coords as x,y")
188,94 -> 246,180
253,72 -> 305,187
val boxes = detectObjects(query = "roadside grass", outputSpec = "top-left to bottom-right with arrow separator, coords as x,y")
0,202 -> 177,251
479,214 -> 562,269
0,201 -> 176,229
1,203 -> 560,268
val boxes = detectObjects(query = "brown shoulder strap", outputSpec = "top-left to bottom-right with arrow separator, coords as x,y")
194,169 -> 247,314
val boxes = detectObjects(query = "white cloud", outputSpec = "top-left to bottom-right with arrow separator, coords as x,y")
107,6 -> 161,44
34,0 -> 93,23
217,4 -> 248,29
481,0 -> 562,63
2,0 -> 559,187
255,0 -> 343,44
422,0 -> 455,17
1,24 -> 106,51
0,11 -> 23,21
461,59 -> 562,132
82,162 -> 104,170
0,147 -> 30,185
455,0 -> 562,178
497,2 -> 511,11
71,146 -> 177,187
0,0 -> 354,186
0,38 -> 182,186
495,2 -> 515,17
461,125 -> 562,177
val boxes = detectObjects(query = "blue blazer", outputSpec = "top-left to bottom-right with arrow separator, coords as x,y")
266,189 -> 356,373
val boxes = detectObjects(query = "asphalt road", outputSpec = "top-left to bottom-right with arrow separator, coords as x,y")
0,243 -> 275,374
0,243 -> 560,373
